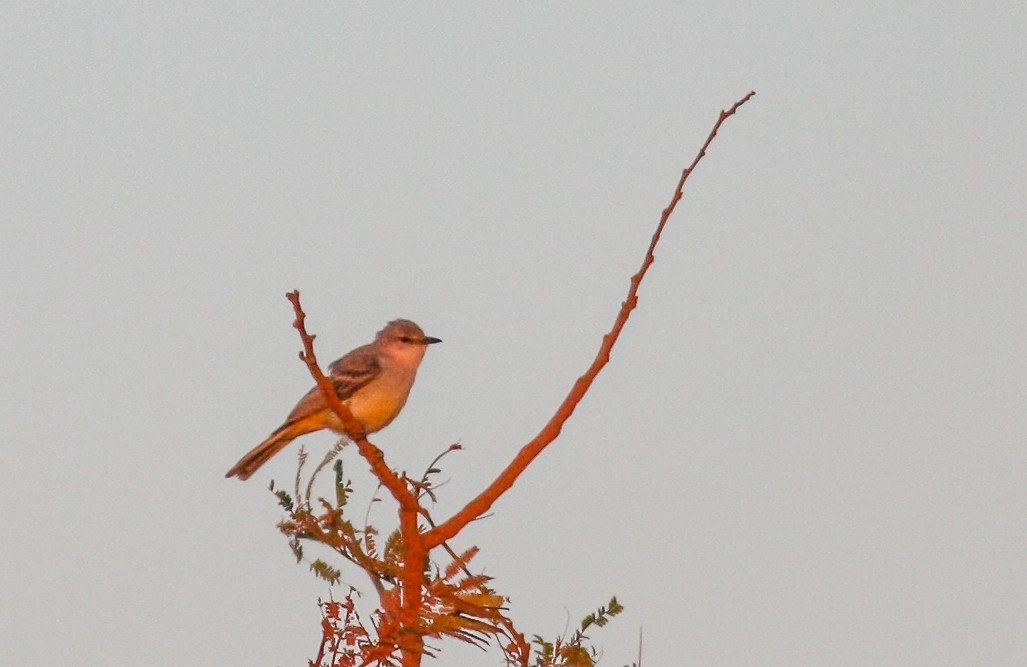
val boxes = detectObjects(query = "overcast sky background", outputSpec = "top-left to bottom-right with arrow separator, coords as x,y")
3,4 -> 1026,666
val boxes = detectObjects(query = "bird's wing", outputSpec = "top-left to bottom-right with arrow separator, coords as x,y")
283,344 -> 381,424
327,343 -> 381,399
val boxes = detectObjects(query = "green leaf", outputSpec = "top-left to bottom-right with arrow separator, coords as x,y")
333,459 -> 348,508
273,487 -> 294,512
310,559 -> 341,585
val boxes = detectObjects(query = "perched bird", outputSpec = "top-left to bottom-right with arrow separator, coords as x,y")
226,319 -> 441,480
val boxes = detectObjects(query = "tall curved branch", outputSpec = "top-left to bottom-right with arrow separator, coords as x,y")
425,91 -> 756,549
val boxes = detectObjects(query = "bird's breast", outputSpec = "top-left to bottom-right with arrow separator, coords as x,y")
344,381 -> 413,433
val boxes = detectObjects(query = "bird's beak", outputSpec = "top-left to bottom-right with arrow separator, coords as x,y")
424,336 -> 442,345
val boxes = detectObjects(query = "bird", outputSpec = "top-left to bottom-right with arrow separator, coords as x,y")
226,319 -> 441,480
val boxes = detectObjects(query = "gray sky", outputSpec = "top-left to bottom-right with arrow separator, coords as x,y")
3,4 -> 1025,666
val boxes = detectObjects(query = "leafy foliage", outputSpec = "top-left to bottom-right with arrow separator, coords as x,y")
274,448 -> 628,667
528,597 -> 628,667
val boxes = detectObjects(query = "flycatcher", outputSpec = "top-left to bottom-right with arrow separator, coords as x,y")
226,319 -> 441,480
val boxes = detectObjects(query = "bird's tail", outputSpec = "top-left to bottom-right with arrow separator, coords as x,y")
225,422 -> 303,480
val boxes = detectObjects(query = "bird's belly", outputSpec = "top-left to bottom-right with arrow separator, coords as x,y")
344,385 -> 411,433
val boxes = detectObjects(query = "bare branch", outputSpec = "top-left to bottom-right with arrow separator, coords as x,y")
425,91 -> 756,549
285,290 -> 428,665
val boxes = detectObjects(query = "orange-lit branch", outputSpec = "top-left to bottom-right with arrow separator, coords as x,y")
425,91 -> 756,549
285,291 -> 413,507
285,291 -> 426,665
